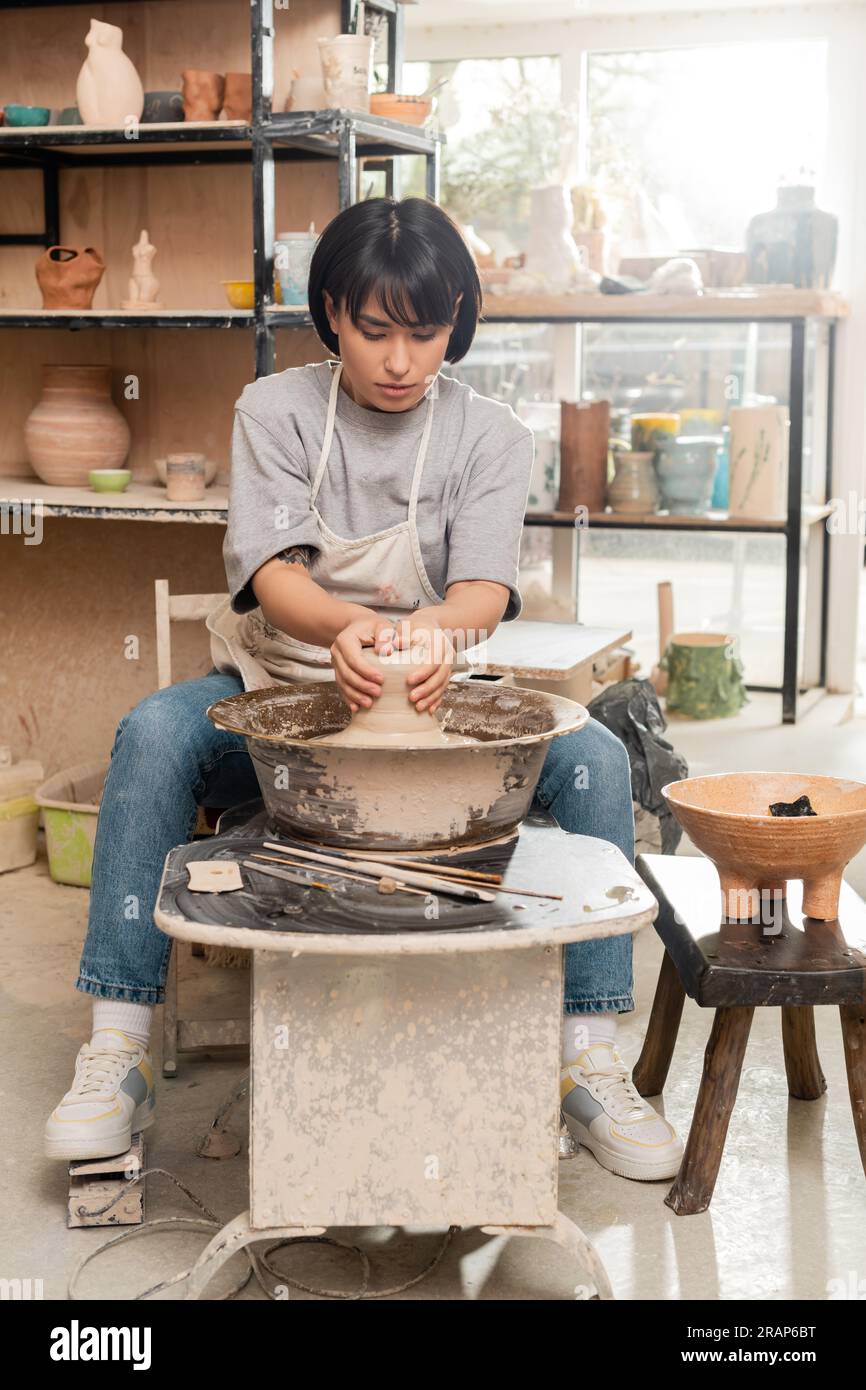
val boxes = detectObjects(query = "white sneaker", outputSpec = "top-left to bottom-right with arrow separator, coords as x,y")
44,1028 -> 155,1161
560,1040 -> 683,1182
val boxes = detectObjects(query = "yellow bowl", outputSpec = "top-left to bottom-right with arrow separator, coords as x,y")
369,93 -> 433,126
221,279 -> 283,309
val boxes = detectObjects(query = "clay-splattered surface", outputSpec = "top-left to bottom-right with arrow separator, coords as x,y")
154,804 -> 658,956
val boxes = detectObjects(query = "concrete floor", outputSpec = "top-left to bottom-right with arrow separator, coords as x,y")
3,689 -> 866,1300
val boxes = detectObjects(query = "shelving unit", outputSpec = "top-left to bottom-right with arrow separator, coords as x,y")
0,0 -> 444,375
480,289 -> 845,724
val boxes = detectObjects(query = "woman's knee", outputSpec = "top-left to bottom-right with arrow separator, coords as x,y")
116,675 -> 237,763
538,717 -> 631,806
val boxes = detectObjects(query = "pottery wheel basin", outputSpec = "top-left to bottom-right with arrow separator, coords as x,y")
663,771 -> 866,921
208,680 -> 589,851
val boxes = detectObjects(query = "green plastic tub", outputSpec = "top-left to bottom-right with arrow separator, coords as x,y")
35,760 -> 107,888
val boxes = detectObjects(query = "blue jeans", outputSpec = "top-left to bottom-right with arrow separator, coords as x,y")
77,671 -> 635,1014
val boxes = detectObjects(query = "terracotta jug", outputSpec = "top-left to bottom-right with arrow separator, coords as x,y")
24,365 -> 131,487
35,245 -> 105,309
76,18 -> 144,126
182,70 -> 225,121
557,399 -> 610,514
223,72 -> 252,121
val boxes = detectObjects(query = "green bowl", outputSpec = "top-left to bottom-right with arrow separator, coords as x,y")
4,104 -> 51,126
89,469 -> 132,493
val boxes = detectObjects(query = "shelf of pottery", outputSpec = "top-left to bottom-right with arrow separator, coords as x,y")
0,0 -> 441,505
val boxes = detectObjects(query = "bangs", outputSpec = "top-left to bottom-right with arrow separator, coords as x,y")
342,253 -> 461,332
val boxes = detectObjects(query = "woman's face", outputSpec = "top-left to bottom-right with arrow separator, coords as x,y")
323,290 -> 460,413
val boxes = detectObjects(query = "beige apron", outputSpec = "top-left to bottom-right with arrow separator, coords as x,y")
207,360 -> 442,691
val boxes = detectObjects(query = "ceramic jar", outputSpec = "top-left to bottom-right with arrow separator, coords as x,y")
165,453 -> 206,502
182,70 -> 225,121
557,399 -> 610,514
274,231 -> 317,305
223,73 -> 252,121
76,18 -> 144,126
746,183 -> 838,290
607,450 -> 658,515
630,412 -> 681,458
728,405 -> 789,520
656,436 -> 719,514
24,365 -> 131,487
35,246 -> 105,309
317,34 -> 374,111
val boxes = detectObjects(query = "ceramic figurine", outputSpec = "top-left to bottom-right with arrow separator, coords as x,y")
76,18 -> 144,126
35,245 -> 105,309
120,229 -> 161,310
522,185 -> 597,294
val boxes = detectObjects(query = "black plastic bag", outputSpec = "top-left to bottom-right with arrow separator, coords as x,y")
588,677 -> 688,853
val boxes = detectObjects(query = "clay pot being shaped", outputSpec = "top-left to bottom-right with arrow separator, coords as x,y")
222,72 -> 252,121
35,246 -> 105,309
320,649 -> 465,747
24,365 -> 131,487
662,771 -> 866,922
182,70 -> 225,121
76,18 -> 144,126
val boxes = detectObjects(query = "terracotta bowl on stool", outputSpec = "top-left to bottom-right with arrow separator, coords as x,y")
662,771 -> 866,921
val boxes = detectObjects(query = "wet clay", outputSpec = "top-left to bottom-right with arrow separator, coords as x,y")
315,650 -> 477,748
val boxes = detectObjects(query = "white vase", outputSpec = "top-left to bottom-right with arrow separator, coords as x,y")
523,186 -> 586,293
76,19 -> 144,127
728,406 -> 789,519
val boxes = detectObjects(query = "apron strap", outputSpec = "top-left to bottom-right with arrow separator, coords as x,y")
310,360 -> 343,503
311,360 -> 436,519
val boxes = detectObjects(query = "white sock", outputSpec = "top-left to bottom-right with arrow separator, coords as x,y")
91,1000 -> 153,1048
562,1010 -> 618,1066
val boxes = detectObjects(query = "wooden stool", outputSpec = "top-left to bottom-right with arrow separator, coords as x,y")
633,853 -> 866,1215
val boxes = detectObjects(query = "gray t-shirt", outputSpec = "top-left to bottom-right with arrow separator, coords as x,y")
224,359 -> 534,622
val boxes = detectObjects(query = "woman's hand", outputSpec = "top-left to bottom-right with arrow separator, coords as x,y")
391,611 -> 455,714
330,613 -> 398,713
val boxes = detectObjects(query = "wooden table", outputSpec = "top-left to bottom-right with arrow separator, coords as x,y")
468,620 -> 632,704
633,853 -> 866,1215
154,808 -> 657,1300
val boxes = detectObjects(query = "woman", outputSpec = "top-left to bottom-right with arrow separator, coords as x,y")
45,197 -> 681,1183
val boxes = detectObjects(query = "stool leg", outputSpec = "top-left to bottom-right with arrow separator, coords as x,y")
633,949 -> 686,1097
781,1005 -> 827,1100
666,1005 -> 754,1216
162,942 -> 178,1078
840,1002 -> 866,1178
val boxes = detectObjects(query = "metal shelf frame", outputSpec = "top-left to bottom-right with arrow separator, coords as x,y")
0,0 -> 444,375
515,311 -> 837,723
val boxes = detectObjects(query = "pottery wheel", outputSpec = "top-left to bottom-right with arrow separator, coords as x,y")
159,801 -> 560,937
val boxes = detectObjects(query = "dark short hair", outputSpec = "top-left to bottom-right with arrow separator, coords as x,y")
308,197 -> 482,363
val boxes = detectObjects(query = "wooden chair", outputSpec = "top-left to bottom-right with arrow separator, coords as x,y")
154,579 -> 249,1076
633,853 -> 866,1215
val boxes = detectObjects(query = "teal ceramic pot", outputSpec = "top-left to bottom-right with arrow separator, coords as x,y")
746,184 -> 838,290
5,104 -> 51,126
142,91 -> 185,123
57,106 -> 82,125
656,436 -> 718,514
